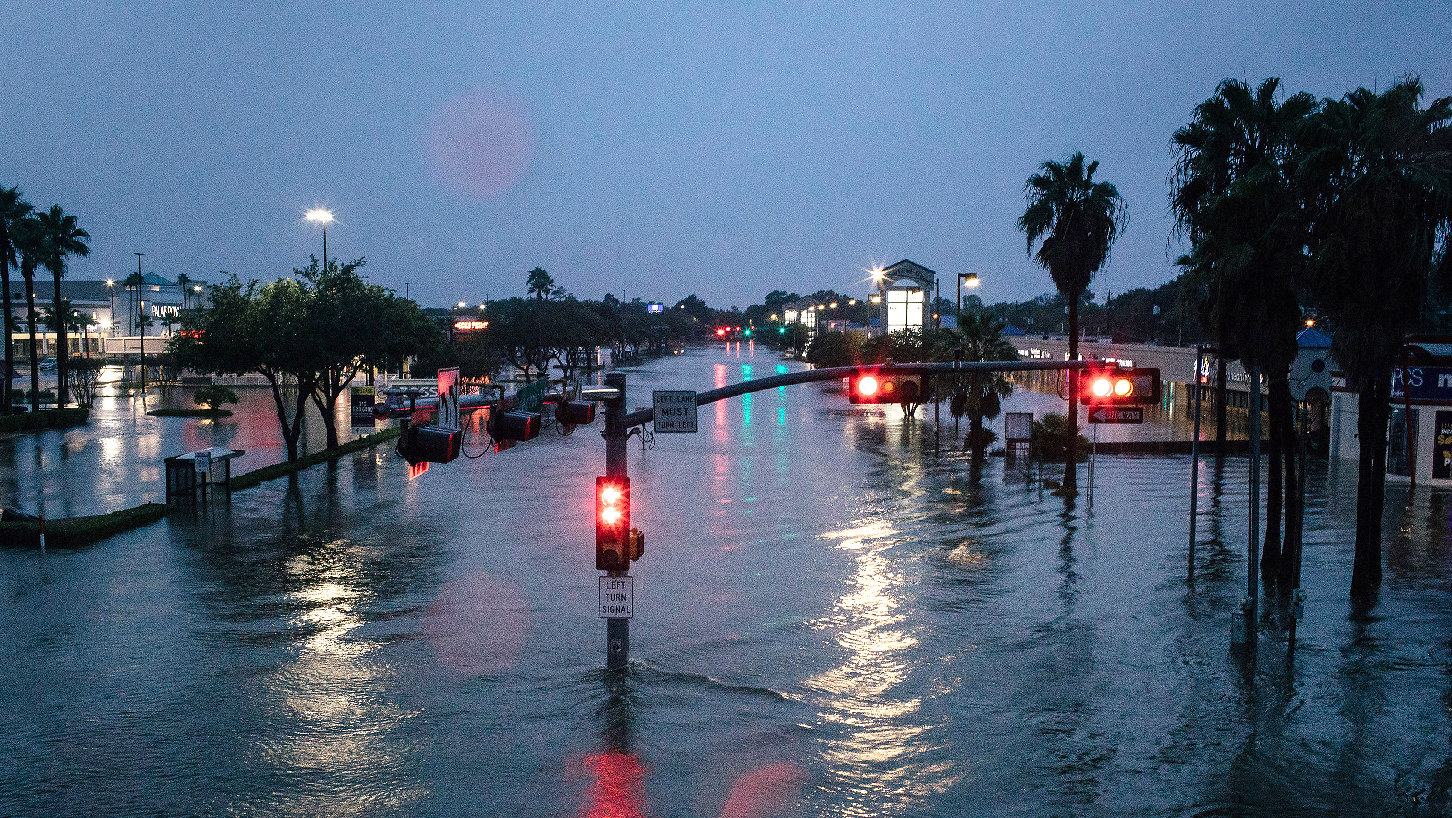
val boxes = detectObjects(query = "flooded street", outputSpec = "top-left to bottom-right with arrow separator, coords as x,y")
4,345 -> 1452,816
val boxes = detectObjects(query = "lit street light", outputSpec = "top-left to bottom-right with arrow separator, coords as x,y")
957,272 -> 981,314
305,208 -> 335,268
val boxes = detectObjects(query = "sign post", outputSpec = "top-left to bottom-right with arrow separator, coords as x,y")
599,576 -> 634,618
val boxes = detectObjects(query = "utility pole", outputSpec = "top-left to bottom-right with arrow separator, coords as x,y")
602,371 -> 630,669
134,252 -> 145,390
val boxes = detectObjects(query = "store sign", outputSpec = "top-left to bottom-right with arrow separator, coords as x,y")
1435,411 -> 1452,480
1392,366 -> 1452,402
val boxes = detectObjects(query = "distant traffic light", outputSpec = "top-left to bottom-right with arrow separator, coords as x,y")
596,476 -> 630,571
848,371 -> 923,405
489,409 -> 542,442
1078,366 -> 1161,405
396,424 -> 461,465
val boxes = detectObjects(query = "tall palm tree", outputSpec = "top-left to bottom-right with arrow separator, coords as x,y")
1300,77 -> 1452,601
176,272 -> 191,311
1018,152 -> 1127,492
1170,77 -> 1318,588
0,188 -> 32,413
34,205 -> 89,408
12,216 -> 45,410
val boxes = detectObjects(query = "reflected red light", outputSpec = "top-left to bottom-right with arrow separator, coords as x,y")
720,763 -> 808,818
580,751 -> 647,818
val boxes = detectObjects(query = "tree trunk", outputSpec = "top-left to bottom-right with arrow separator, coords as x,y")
267,373 -> 308,462
1277,398 -> 1304,592
1064,297 -> 1079,491
23,268 -> 39,411
1350,375 -> 1388,600
1,251 -> 13,413
52,270 -> 67,408
969,409 -> 985,464
1262,375 -> 1296,587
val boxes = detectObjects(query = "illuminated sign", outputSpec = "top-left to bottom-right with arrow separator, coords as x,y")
647,302 -> 664,314
453,320 -> 489,331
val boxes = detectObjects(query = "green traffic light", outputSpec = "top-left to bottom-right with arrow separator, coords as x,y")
744,329 -> 752,337
778,327 -> 786,334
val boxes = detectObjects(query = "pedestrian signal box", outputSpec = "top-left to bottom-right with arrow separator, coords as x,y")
596,476 -> 631,572
489,410 -> 542,442
848,372 -> 923,405
1078,366 -> 1161,405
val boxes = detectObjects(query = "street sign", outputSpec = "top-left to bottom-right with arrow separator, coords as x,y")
599,575 -> 634,618
1089,406 -> 1143,424
436,367 -> 460,429
652,390 -> 698,433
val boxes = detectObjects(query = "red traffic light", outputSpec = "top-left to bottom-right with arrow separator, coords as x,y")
1078,366 -> 1161,405
848,372 -> 923,405
597,476 -> 631,572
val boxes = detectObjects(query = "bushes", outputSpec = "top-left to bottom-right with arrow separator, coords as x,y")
0,407 -> 89,432
1030,413 -> 1089,462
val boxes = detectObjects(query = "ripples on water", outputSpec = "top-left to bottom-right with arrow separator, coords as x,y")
3,345 -> 1452,817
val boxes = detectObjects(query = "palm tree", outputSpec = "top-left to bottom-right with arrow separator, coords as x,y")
0,188 -> 32,413
12,216 -> 44,410
1170,77 -> 1318,587
1018,152 -> 1127,492
34,205 -> 89,408
935,309 -> 1019,463
176,272 -> 191,310
1300,77 -> 1452,601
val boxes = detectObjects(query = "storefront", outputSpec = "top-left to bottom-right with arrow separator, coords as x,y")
1382,337 -> 1452,487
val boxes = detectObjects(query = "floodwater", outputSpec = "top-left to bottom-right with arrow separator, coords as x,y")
3,344 -> 1452,817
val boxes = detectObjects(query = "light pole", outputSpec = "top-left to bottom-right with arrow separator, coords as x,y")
956,272 -> 980,314
305,208 -> 335,269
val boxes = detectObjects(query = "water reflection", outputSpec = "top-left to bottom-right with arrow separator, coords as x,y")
804,521 -> 959,815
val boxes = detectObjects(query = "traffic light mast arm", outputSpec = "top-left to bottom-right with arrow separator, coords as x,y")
617,360 -> 1091,429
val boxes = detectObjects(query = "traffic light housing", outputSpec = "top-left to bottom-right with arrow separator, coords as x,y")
555,400 -> 596,426
488,409 -> 541,442
396,423 -> 461,465
596,476 -> 630,571
848,371 -> 924,405
1078,366 -> 1161,405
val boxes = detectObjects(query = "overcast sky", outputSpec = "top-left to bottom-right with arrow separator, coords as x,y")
4,2 -> 1448,309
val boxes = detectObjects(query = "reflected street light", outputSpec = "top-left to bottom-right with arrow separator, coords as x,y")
305,208 -> 335,268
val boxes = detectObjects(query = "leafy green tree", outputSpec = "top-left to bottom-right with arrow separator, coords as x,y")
193,384 -> 238,413
174,276 -> 318,461
1019,152 -> 1127,492
526,267 -> 555,300
805,330 -> 861,368
1300,78 -> 1452,600
0,187 -> 31,413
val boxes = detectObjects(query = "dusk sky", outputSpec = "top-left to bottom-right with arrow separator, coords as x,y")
5,2 -> 1448,310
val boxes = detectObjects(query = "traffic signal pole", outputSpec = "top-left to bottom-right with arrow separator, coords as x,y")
602,372 -> 630,670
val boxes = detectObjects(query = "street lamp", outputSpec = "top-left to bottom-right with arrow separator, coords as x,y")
305,208 -> 335,268
957,272 -> 980,313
